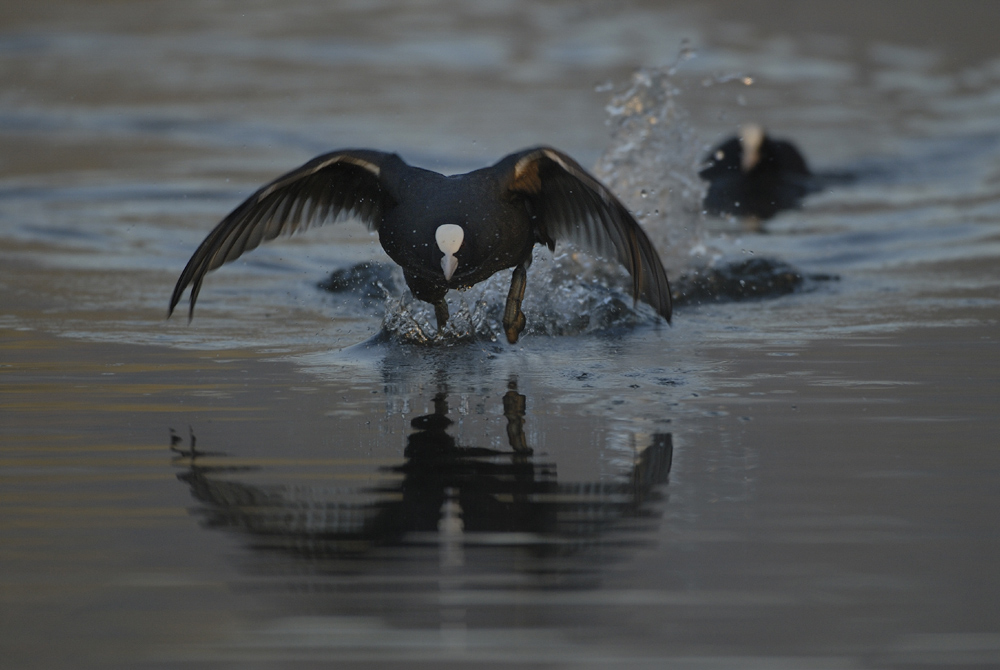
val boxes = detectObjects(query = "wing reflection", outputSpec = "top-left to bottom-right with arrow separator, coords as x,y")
172,379 -> 672,562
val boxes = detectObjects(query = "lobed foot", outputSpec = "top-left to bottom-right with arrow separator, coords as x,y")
502,263 -> 528,344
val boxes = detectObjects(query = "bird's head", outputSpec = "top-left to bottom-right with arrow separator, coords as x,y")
435,224 -> 465,281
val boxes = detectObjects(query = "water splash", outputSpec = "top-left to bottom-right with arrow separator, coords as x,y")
594,54 -> 708,273
379,251 -> 660,345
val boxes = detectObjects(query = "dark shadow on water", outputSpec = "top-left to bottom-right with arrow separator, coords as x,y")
671,257 -> 839,307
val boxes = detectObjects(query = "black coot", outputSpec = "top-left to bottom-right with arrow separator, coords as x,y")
170,147 -> 672,343
699,125 -> 815,220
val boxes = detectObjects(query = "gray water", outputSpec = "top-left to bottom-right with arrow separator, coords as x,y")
2,2 -> 999,668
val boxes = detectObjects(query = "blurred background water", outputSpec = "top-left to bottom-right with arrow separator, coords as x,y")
2,1 -> 999,668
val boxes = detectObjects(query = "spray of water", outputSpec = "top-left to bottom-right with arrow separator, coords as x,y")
379,249 -> 660,345
595,49 -> 708,273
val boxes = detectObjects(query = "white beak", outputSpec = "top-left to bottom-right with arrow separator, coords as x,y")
435,224 -> 464,281
441,254 -> 458,281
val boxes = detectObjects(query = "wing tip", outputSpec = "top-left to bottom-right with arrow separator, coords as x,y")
166,288 -> 196,324
167,290 -> 180,321
658,276 -> 674,325
648,289 -> 673,325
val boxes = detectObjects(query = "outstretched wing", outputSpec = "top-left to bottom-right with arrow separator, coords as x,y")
505,146 -> 672,323
169,149 -> 399,319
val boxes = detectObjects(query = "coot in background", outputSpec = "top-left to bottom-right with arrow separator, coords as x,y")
699,124 -> 818,220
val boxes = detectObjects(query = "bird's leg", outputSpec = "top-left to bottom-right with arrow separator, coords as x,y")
403,270 -> 450,334
503,263 -> 528,344
434,299 -> 450,332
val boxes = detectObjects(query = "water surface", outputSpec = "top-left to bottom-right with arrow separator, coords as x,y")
2,2 -> 999,668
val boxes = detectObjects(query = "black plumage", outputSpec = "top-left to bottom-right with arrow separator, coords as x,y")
169,146 -> 672,343
699,125 -> 816,220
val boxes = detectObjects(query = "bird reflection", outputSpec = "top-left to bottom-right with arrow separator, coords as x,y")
384,381 -> 554,538
172,379 -> 672,562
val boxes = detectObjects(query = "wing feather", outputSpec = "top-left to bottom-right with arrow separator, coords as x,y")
169,149 -> 398,319
506,147 -> 672,322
